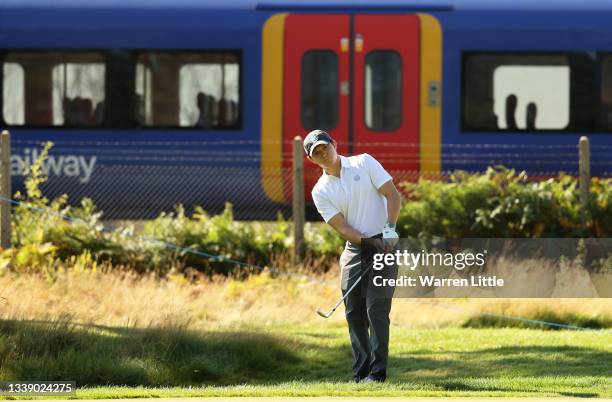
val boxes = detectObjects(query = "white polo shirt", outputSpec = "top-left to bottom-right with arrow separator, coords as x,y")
311,153 -> 392,238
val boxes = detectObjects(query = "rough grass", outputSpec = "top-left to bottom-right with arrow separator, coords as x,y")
1,269 -> 610,330
0,270 -> 610,397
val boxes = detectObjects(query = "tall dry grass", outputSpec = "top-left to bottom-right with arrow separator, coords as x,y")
1,266 -> 610,330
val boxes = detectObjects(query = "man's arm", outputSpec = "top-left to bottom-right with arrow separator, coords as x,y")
378,179 -> 401,225
328,213 -> 364,245
364,154 -> 401,225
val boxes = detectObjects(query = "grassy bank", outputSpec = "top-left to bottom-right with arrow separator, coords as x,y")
1,269 -> 611,329
0,270 -> 610,397
0,321 -> 610,397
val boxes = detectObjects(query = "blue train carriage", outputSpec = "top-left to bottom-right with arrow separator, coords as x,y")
0,0 -> 270,218
259,0 -> 612,208
0,0 -> 611,220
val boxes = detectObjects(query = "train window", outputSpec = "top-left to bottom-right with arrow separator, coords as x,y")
135,52 -> 240,128
493,65 -> 569,130
364,51 -> 402,131
2,52 -> 105,127
301,51 -> 338,130
135,64 -> 153,126
180,63 -> 239,127
3,63 -> 24,125
52,61 -> 105,126
463,53 -> 571,131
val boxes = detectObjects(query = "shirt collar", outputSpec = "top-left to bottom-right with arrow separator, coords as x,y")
322,155 -> 349,178
339,155 -> 350,169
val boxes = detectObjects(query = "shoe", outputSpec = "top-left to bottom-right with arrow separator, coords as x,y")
361,375 -> 385,383
354,373 -> 370,383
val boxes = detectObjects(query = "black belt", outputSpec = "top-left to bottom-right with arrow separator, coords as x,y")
347,233 -> 383,248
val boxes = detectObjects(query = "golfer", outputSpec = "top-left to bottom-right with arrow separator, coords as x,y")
303,129 -> 401,383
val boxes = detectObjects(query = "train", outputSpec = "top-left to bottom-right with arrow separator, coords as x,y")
1,0 -> 611,219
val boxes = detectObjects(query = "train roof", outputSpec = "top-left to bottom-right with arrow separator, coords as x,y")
2,0 -> 612,11
1,0 -> 612,36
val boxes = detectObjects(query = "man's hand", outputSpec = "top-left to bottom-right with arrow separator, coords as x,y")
382,223 -> 399,250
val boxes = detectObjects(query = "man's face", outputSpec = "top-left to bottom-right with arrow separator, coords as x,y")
308,142 -> 338,169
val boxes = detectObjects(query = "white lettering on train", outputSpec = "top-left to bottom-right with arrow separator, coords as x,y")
11,148 -> 97,184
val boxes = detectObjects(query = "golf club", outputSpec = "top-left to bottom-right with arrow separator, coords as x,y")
316,266 -> 371,318
316,238 -> 397,318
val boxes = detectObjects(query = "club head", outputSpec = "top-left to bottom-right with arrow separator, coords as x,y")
316,309 -> 330,318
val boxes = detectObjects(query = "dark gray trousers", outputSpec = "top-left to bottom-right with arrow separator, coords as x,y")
340,241 -> 392,382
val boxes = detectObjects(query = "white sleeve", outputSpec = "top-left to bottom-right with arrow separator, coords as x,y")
364,153 -> 392,189
312,190 -> 340,223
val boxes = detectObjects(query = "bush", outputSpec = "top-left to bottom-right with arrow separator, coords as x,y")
140,206 -> 343,275
140,205 -> 293,275
4,142 -> 343,276
8,142 -> 128,274
9,143 -> 607,277
397,167 -> 611,239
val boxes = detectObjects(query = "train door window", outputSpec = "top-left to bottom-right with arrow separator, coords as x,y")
3,63 -> 24,125
364,51 -> 402,131
2,52 -> 105,127
135,52 -> 240,128
301,50 -> 338,130
463,53 -> 571,131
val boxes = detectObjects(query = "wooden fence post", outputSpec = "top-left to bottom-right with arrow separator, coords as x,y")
1,130 -> 11,249
579,136 -> 590,226
292,136 -> 305,264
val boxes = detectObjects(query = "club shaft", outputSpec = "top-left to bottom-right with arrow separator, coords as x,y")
332,274 -> 363,310
319,267 -> 370,318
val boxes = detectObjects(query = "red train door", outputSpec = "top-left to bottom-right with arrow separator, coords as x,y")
352,15 -> 420,175
282,14 -> 350,202
282,14 -> 419,201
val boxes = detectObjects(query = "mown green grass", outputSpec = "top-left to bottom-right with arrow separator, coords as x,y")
0,320 -> 610,398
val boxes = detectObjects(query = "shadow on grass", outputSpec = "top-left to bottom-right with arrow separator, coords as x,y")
0,319 -> 315,386
0,318 -> 610,394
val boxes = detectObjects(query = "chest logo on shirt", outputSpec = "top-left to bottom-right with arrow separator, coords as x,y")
353,174 -> 361,182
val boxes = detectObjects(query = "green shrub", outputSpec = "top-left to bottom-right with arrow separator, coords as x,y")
9,142 -> 151,271
140,205 -> 294,275
304,223 -> 344,256
398,167 -> 611,239
589,177 -> 612,237
11,144 -> 607,276
5,142 -> 342,275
